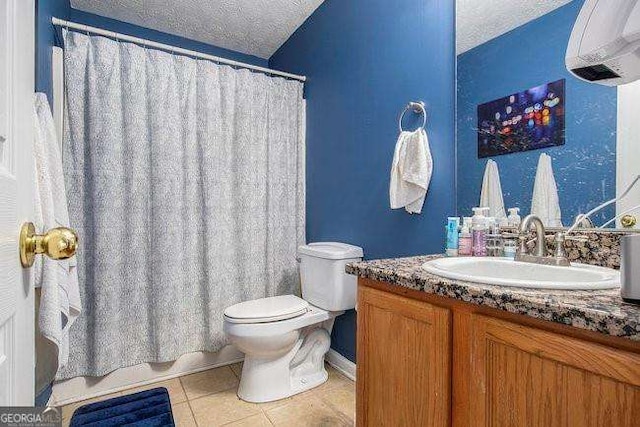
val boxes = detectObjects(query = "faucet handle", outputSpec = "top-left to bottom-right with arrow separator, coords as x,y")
554,232 -> 588,244
551,232 -> 571,263
553,232 -> 587,261
516,234 -> 529,255
564,235 -> 589,243
500,232 -> 520,238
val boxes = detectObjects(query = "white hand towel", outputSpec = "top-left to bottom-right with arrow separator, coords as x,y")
531,153 -> 563,227
389,128 -> 433,214
479,159 -> 506,220
33,93 -> 81,390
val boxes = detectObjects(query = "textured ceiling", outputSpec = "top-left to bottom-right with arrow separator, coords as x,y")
456,0 -> 574,54
69,0 -> 325,59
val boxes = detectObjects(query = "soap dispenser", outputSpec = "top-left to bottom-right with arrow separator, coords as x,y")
471,207 -> 488,257
507,208 -> 521,228
458,217 -> 473,256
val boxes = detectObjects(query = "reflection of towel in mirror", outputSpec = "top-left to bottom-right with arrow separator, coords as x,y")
479,159 -> 506,220
531,153 -> 563,227
389,129 -> 433,214
34,93 -> 81,392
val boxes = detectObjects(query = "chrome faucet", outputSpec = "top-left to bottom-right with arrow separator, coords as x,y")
518,215 -> 547,257
515,215 -> 571,266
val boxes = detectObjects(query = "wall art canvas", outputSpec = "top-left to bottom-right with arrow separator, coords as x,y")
477,79 -> 565,158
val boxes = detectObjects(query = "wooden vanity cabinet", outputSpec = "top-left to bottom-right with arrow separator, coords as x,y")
464,315 -> 640,427
357,280 -> 640,427
356,285 -> 452,427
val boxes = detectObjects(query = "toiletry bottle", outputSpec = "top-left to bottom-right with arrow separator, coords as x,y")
503,238 -> 517,259
485,217 -> 495,256
507,207 -> 521,228
446,217 -> 460,257
486,217 -> 503,257
458,217 -> 472,256
463,216 -> 473,230
472,207 -> 488,257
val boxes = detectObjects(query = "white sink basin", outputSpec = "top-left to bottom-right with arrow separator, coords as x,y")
421,257 -> 620,290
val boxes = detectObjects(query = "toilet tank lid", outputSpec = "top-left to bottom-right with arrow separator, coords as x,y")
298,242 -> 363,260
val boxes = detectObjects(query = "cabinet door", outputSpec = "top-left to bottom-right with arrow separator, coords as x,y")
467,315 -> 640,427
356,285 -> 451,427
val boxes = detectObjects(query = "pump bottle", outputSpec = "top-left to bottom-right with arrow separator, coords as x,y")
472,207 -> 488,256
458,217 -> 473,256
507,207 -> 521,227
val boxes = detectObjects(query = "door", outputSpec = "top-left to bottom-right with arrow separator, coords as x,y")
466,315 -> 640,426
0,0 -> 35,406
356,285 -> 451,427
617,80 -> 640,229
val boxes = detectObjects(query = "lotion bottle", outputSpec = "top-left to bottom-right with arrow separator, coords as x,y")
472,207 -> 488,257
446,217 -> 460,257
458,217 -> 473,256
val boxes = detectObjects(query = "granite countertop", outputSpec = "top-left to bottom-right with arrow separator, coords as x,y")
346,255 -> 640,341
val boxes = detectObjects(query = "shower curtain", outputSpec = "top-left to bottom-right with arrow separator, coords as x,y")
59,31 -> 306,379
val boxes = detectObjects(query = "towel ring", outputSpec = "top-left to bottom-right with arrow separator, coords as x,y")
398,101 -> 426,133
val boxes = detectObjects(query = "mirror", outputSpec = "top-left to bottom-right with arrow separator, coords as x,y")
455,0 -> 640,230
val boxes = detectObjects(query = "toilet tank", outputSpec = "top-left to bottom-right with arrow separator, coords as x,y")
297,242 -> 364,311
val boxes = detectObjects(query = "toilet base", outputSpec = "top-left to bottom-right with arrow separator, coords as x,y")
237,326 -> 331,403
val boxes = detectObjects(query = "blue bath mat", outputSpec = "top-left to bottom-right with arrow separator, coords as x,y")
69,387 -> 175,427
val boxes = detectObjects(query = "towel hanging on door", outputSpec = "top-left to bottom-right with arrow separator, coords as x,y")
33,93 -> 81,393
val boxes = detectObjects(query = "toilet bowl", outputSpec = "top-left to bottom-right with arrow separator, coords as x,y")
223,242 -> 363,403
224,297 -> 341,402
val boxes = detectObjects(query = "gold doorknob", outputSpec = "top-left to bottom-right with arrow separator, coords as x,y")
19,222 -> 78,268
621,214 -> 637,229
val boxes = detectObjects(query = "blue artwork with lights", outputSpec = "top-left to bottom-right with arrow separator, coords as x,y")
477,79 -> 565,158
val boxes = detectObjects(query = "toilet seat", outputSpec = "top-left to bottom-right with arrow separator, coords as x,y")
224,295 -> 309,324
224,304 -> 341,338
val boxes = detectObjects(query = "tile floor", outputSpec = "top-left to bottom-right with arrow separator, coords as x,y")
61,362 -> 355,426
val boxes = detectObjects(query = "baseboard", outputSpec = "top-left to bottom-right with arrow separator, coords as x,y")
52,346 -> 244,406
325,349 -> 356,381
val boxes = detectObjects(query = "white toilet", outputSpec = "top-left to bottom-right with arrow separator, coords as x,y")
223,242 -> 363,403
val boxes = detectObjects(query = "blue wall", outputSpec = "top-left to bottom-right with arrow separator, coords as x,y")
457,0 -> 617,225
36,0 -> 267,106
270,0 -> 456,361
36,0 -> 70,102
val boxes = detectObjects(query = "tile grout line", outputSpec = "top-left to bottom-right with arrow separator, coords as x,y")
174,377 -> 199,427
185,383 -> 239,404
318,394 -> 355,425
181,365 -> 240,402
218,409 -> 275,427
176,376 -> 188,404
185,399 -> 199,427
230,362 -> 242,380
262,407 -> 277,426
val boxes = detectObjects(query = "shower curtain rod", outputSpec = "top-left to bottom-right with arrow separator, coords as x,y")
51,17 -> 307,82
